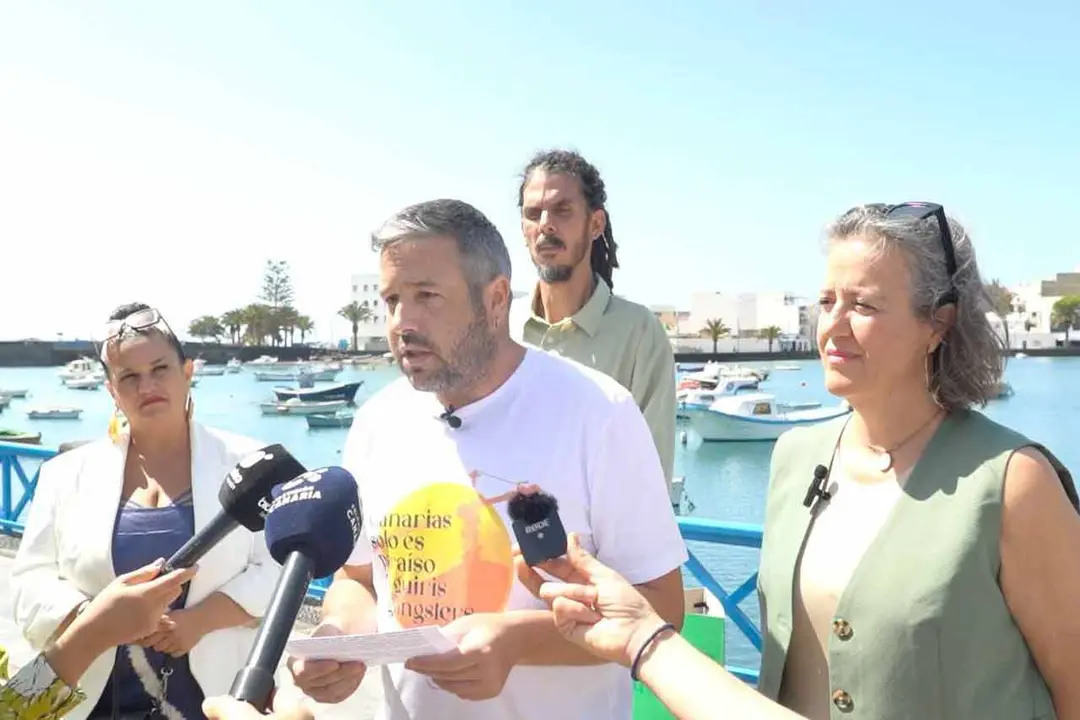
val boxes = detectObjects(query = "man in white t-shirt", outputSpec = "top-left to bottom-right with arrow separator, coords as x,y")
286,198 -> 688,720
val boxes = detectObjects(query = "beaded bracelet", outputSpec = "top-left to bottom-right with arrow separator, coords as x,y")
630,622 -> 676,681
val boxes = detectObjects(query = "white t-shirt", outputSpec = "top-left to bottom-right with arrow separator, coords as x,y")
341,348 -> 688,720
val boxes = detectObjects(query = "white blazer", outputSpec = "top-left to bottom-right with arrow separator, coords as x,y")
9,422 -> 282,720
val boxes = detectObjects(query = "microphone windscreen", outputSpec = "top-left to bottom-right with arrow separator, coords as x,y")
507,491 -> 558,524
219,444 -> 308,532
264,466 -> 362,578
508,490 -> 568,566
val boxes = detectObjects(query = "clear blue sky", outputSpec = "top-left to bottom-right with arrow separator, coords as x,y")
1,1 -> 1077,341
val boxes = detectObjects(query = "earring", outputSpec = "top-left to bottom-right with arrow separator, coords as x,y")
108,404 -> 128,443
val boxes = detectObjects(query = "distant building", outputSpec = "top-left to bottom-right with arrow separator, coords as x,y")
1006,268 -> 1080,348
349,273 -> 388,350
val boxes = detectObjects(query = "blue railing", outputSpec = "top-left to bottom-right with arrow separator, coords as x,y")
0,441 -> 763,683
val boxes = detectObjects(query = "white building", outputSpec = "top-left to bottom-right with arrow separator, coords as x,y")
350,273 -> 388,349
1005,269 -> 1080,349
677,291 -> 815,353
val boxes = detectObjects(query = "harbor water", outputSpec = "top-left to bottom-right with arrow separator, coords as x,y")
2,355 -> 1078,674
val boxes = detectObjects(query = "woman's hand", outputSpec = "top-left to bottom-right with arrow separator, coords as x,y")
140,608 -> 209,657
514,532 -> 669,668
80,560 -> 197,648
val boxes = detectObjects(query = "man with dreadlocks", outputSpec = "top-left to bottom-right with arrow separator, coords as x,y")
511,149 -> 676,488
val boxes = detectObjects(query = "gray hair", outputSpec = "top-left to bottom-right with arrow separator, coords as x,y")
827,205 -> 1004,411
370,199 -> 512,300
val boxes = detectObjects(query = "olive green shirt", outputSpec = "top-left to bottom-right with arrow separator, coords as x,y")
511,276 -> 676,485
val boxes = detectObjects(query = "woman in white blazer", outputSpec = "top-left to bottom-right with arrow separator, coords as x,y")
10,303 -> 281,720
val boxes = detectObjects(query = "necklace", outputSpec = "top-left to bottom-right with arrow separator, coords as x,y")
867,411 -> 943,473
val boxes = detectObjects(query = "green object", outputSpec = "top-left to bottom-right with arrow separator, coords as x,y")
632,612 -> 725,719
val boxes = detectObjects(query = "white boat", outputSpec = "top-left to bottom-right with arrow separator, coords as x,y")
0,389 -> 29,399
678,362 -> 769,393
259,398 -> 350,416
253,370 -> 300,382
27,406 -> 83,420
677,377 -> 758,404
680,384 -> 821,414
58,358 -> 104,381
225,358 -> 242,373
772,364 -> 801,371
683,392 -> 850,442
247,355 -> 278,365
193,359 -> 227,377
64,376 -> 104,390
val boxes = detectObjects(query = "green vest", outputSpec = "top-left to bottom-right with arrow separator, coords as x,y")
756,410 -> 1075,719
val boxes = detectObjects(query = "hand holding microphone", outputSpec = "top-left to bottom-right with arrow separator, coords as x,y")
228,467 -> 362,712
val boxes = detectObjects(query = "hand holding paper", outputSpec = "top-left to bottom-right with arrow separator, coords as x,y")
286,625 -> 456,666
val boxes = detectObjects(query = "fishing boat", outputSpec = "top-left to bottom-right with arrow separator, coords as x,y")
0,389 -> 29,399
0,429 -> 42,445
273,381 -> 363,403
193,359 -> 227,376
306,410 -> 355,429
57,358 -> 103,382
64,376 -> 103,390
27,406 -> 83,420
683,392 -> 850,442
225,358 -> 242,373
259,399 -> 350,416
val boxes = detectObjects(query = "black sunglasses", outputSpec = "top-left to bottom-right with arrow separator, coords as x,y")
858,202 -> 958,306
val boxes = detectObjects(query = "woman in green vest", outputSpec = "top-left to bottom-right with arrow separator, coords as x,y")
757,202 -> 1080,719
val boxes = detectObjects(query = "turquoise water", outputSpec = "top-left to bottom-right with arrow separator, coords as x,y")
3,356 -> 1078,672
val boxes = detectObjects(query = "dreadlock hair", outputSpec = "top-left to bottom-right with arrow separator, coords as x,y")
517,149 -> 620,290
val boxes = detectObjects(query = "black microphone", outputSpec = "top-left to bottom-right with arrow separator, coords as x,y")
508,490 -> 568,566
803,464 -> 832,510
229,466 -> 361,712
161,444 -> 306,574
439,406 -> 462,429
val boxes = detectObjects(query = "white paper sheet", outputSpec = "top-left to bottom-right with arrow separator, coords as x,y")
285,626 -> 457,666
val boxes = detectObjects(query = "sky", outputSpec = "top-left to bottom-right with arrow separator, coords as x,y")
1,1 -> 1078,343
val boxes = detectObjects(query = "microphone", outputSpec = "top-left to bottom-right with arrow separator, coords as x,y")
508,490 -> 568,566
161,444 -> 306,574
439,406 -> 462,429
803,464 -> 832,510
229,466 -> 361,711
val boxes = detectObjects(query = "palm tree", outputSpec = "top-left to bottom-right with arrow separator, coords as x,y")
295,315 -> 315,344
758,326 -> 782,352
220,309 -> 245,345
339,301 -> 372,352
275,306 -> 300,346
241,303 -> 273,346
700,319 -> 730,354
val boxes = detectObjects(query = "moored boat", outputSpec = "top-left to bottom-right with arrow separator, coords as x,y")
259,399 -> 350,416
27,406 -> 83,420
683,392 -> 850,442
306,410 -> 355,429
273,381 -> 363,403
0,429 -> 42,445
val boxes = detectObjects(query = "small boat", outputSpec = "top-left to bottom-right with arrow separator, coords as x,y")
683,392 -> 850,442
193,359 -> 227,377
677,377 -> 758,404
225,358 -> 242,374
306,410 -> 355,429
992,381 -> 1014,399
0,389 -> 29,399
253,370 -> 301,382
0,429 -> 42,445
0,396 -> 10,410
259,399 -> 350,416
772,364 -> 801,371
27,406 -> 83,420
273,381 -> 363,403
58,357 -> 104,381
64,376 -> 104,390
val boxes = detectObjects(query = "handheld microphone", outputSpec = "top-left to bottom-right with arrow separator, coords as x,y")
161,444 -> 306,574
228,466 -> 361,711
508,490 -> 568,566
439,406 -> 462,429
803,464 -> 832,510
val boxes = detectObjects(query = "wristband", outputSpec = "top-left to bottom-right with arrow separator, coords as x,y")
630,622 -> 675,681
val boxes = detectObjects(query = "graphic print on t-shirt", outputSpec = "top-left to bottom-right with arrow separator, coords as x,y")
374,473 -> 516,629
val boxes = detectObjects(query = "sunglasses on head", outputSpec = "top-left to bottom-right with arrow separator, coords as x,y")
856,202 -> 958,306
100,307 -> 176,344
